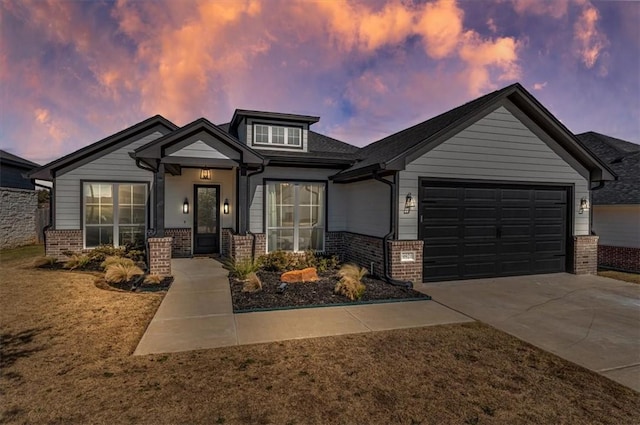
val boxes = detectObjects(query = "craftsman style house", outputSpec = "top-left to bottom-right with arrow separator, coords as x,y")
30,83 -> 615,284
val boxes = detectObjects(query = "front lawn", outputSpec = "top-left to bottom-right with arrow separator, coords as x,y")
2,246 -> 639,424
599,269 -> 640,284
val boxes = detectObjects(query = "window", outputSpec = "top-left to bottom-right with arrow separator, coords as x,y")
253,125 -> 302,147
266,181 -> 325,252
84,182 -> 147,248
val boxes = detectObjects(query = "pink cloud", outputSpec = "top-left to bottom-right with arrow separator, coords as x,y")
573,2 -> 609,69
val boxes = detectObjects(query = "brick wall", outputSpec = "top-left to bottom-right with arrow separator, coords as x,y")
325,232 -> 344,260
221,228 -> 232,258
165,228 -> 191,257
0,188 -> 38,249
388,240 -> 424,283
598,245 -> 640,273
45,229 -> 83,259
340,232 -> 385,278
230,234 -> 253,261
573,235 -> 599,275
148,237 -> 172,276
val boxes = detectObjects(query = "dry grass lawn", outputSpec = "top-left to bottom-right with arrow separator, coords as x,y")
2,245 -> 639,424
599,270 -> 640,284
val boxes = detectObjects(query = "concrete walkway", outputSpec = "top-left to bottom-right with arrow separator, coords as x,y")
134,258 -> 472,355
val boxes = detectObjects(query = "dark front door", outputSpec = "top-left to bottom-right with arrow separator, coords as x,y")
194,185 -> 220,255
419,180 -> 568,282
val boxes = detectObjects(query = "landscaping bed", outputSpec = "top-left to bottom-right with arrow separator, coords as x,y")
230,270 -> 429,312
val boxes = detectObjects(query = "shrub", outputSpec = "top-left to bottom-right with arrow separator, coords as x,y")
87,245 -> 126,263
101,256 -> 135,270
315,253 -> 339,272
223,257 -> 261,280
63,254 -> 91,270
334,263 -> 368,301
144,274 -> 162,285
105,263 -> 144,284
259,251 -> 300,272
242,272 -> 262,292
32,256 -> 57,268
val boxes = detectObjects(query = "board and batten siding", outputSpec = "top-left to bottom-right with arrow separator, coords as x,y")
55,132 -> 163,229
398,106 -> 590,240
592,205 -> 640,248
248,167 -> 346,234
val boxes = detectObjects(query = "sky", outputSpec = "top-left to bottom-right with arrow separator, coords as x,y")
1,0 -> 638,165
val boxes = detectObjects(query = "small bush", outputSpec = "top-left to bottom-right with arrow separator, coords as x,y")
101,256 -> 135,270
259,251 -> 300,272
32,256 -> 57,268
87,245 -> 126,263
241,272 -> 262,292
105,263 -> 144,284
334,263 -> 367,301
315,253 -> 339,272
144,274 -> 162,285
63,254 -> 91,270
223,257 -> 261,280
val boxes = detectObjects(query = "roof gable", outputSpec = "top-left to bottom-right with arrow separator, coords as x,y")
29,115 -> 177,180
0,150 -> 39,169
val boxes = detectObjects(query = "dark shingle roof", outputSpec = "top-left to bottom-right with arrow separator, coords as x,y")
336,84 -> 518,176
0,150 -> 40,168
577,132 -> 640,205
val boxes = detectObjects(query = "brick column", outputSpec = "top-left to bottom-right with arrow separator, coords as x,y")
388,240 -> 424,284
45,229 -> 83,259
573,235 -> 598,275
148,237 -> 173,276
165,228 -> 191,257
230,234 -> 253,261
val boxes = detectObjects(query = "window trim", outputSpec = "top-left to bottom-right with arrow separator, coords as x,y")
252,122 -> 304,149
81,180 -> 150,249
264,179 -> 327,253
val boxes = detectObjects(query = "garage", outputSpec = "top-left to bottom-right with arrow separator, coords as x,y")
419,179 -> 569,282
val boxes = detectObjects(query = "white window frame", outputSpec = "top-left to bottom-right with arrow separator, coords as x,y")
253,124 -> 302,147
83,182 -> 147,248
266,181 -> 325,252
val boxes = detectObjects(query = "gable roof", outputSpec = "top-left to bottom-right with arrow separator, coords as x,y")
0,150 -> 40,169
29,115 -> 177,180
134,117 -> 264,167
332,83 -> 615,183
577,132 -> 640,205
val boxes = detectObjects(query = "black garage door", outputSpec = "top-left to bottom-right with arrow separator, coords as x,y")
419,180 -> 569,282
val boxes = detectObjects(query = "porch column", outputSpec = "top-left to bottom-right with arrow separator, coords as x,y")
238,165 -> 248,235
155,163 -> 166,237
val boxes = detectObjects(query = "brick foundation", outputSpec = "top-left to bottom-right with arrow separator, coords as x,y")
340,233 -> 385,279
388,239 -> 424,283
45,229 -> 83,259
573,235 -> 599,275
165,228 -> 191,258
598,245 -> 640,273
148,237 -> 172,276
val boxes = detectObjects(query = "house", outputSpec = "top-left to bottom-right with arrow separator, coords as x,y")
0,150 -> 41,249
1,149 -> 39,190
576,132 -> 639,272
29,83 -> 615,283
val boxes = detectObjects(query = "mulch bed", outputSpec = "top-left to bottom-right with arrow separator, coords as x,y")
230,270 -> 429,312
94,275 -> 174,292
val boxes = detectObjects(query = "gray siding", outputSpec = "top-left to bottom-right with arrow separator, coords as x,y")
248,167 -> 343,233
398,106 -> 590,239
593,205 -> 640,248
343,179 -> 390,238
55,132 -> 162,229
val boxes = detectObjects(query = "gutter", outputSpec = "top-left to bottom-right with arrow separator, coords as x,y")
133,156 -> 159,268
246,164 -> 266,259
373,171 -> 413,288
589,180 -> 606,237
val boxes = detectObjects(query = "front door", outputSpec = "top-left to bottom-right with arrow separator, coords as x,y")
194,185 -> 220,255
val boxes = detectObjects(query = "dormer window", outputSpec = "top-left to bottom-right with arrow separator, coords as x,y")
254,124 -> 301,148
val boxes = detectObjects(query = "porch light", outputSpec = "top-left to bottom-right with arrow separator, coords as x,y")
200,168 -> 211,180
182,198 -> 189,214
404,192 -> 416,214
223,199 -> 229,214
579,197 -> 590,214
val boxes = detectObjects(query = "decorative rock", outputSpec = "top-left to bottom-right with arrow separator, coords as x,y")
280,267 -> 319,283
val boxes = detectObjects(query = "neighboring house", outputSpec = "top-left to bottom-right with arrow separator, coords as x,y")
576,132 -> 640,272
30,83 -> 615,283
0,150 -> 40,249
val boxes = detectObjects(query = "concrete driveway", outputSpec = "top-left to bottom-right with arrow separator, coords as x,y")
417,273 -> 640,392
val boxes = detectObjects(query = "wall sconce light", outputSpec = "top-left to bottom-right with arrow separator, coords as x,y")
182,198 -> 189,214
223,198 -> 229,214
200,168 -> 211,180
404,192 -> 416,214
579,197 -> 590,214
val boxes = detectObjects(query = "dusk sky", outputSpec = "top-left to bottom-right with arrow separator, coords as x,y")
1,0 -> 638,165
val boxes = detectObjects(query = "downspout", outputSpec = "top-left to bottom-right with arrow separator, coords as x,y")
133,157 -> 159,269
589,180 -> 605,236
33,181 -> 53,249
373,171 -> 413,288
246,164 -> 265,259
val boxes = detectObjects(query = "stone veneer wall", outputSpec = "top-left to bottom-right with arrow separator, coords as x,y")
148,237 -> 172,276
573,235 -> 599,275
598,245 -> 640,273
165,228 -> 191,258
45,229 -> 83,259
0,188 -> 38,249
